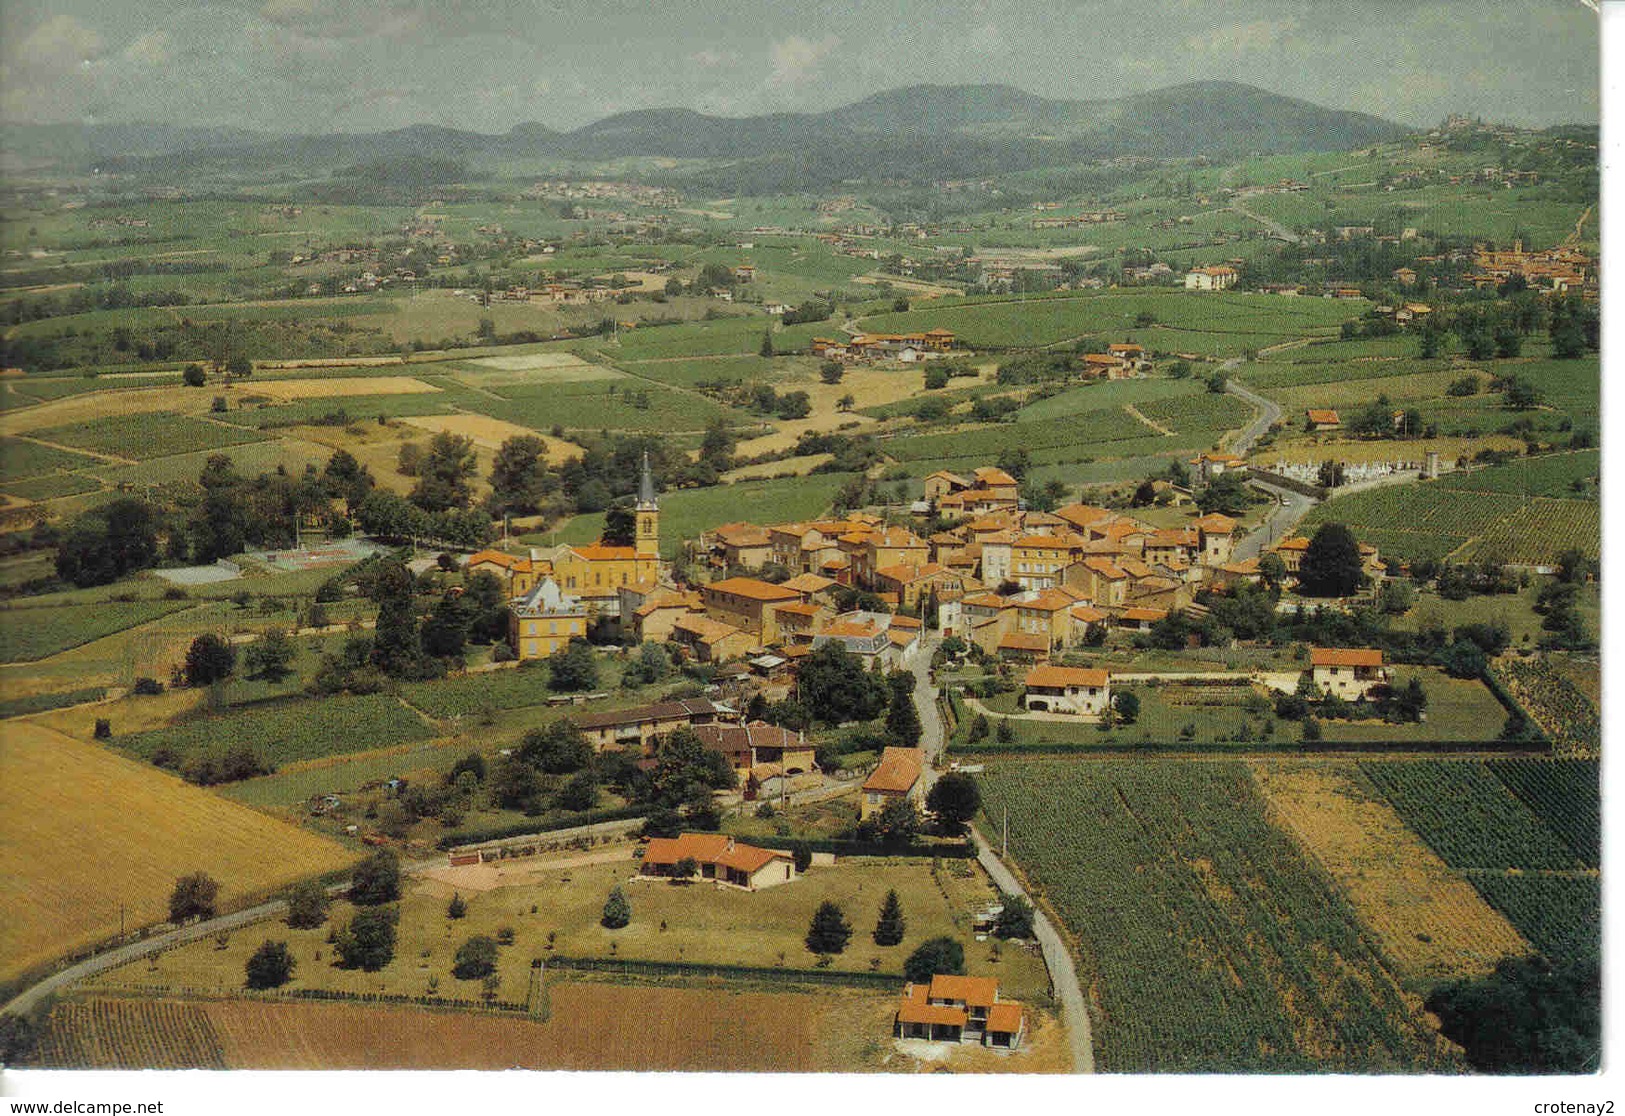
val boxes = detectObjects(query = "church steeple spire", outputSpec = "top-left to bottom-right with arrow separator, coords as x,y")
637,449 -> 657,509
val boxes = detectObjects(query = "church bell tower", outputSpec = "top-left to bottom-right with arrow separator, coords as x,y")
635,450 -> 660,560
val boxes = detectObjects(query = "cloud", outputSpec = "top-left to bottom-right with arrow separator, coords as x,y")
6,14 -> 105,75
690,48 -> 738,68
1185,17 -> 1299,57
123,31 -> 174,67
767,34 -> 838,87
259,0 -> 427,41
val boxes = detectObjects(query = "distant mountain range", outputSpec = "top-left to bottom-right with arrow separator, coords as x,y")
3,82 -> 1406,187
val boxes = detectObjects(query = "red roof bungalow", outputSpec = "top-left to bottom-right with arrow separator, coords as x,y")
894,975 -> 1026,1049
639,832 -> 796,891
1305,409 -> 1342,432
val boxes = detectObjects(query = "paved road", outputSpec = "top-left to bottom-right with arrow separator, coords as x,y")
1229,195 -> 1303,245
3,897 -> 297,1018
971,826 -> 1095,1073
1224,375 -> 1282,457
911,640 -> 1095,1073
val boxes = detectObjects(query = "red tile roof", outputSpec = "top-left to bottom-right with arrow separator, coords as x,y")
704,576 -> 802,602
1310,647 -> 1385,667
1026,665 -> 1109,689
863,747 -> 923,794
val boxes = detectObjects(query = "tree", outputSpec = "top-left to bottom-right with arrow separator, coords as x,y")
558,770 -> 598,811
992,893 -> 1036,940
601,504 -> 637,547
488,435 -> 549,515
903,936 -> 965,982
1113,691 -> 1141,725
925,772 -> 981,836
55,499 -> 159,588
244,941 -> 295,989
489,754 -> 545,812
671,856 -> 699,882
182,363 -> 206,387
447,892 -> 468,919
1297,523 -> 1364,598
420,592 -> 470,660
349,849 -> 401,905
335,906 -> 398,971
548,639 -> 599,692
601,885 -> 631,929
796,643 -> 888,725
1197,473 -> 1251,516
452,935 -> 499,980
367,559 -> 429,680
884,671 -> 922,746
996,716 -> 1015,743
1426,955 -> 1599,1073
410,431 -> 479,512
226,354 -> 253,378
790,842 -> 813,873
861,795 -> 920,844
819,361 -> 844,384
517,719 -> 593,775
873,889 -> 906,946
284,879 -> 330,929
759,329 -> 775,357
805,900 -> 853,954
184,634 -> 236,688
243,628 -> 296,682
168,872 -> 220,923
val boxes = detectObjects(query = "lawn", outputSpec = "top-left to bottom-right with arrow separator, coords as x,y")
96,855 -> 1048,1007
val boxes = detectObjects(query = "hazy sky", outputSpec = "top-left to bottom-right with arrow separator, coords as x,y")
0,0 -> 1599,133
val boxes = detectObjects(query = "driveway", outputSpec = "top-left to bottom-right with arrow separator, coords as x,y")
971,826 -> 1095,1073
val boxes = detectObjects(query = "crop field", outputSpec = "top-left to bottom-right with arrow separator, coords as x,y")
1435,450 -> 1599,498
1484,758 -> 1600,868
1250,761 -> 1526,981
473,380 -> 752,434
0,722 -> 355,982
1265,370 -> 1466,410
37,999 -> 228,1069
548,471 -> 854,558
977,759 -> 1452,1072
1132,391 -> 1252,436
36,988 -> 893,1072
615,354 -> 778,387
1358,761 -> 1581,871
1302,483 -> 1598,564
850,290 -> 1355,352
1494,656 -> 1600,754
1,435 -> 104,477
243,375 -> 443,400
33,413 -> 269,460
0,471 -> 103,501
0,598 -> 195,663
1464,875 -> 1600,965
217,391 -> 463,429
116,692 -> 435,769
594,316 -> 768,359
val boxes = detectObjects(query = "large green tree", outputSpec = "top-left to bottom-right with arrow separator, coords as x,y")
168,872 -> 220,923
349,849 -> 401,905
796,643 -> 887,725
184,634 -> 236,688
487,435 -> 550,515
1426,955 -> 1599,1073
884,671 -> 922,746
410,431 -> 479,513
335,906 -> 398,971
925,772 -> 981,836
805,900 -> 853,954
873,889 -> 906,946
54,498 -> 159,587
1297,523 -> 1365,598
903,936 -> 965,982
244,941 -> 295,989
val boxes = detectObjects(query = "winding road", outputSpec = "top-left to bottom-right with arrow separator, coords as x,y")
907,641 -> 1096,1074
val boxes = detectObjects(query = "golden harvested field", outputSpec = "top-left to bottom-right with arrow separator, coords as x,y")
1267,370 -> 1468,409
1251,760 -> 1526,981
734,364 -> 977,457
722,452 -> 835,481
400,413 -> 583,461
0,722 -> 356,982
0,386 -> 211,436
245,376 -> 442,400
203,985 -> 855,1070
1254,434 -> 1525,467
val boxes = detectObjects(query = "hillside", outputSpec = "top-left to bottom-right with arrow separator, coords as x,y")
12,81 -> 1406,185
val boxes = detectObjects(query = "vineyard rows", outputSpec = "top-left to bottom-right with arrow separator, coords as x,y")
1463,875 -> 1600,965
1494,656 -> 1601,754
1435,450 -> 1600,498
1359,761 -> 1581,871
38,999 -> 227,1069
1485,759 -> 1600,868
978,759 -> 1453,1073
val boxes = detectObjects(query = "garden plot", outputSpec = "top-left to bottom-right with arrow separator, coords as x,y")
245,376 -> 443,400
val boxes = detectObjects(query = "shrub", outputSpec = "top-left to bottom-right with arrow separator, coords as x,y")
132,676 -> 165,695
452,935 -> 499,980
601,886 -> 631,929
244,941 -> 295,989
903,936 -> 966,982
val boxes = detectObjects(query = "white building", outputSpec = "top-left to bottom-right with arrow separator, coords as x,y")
1022,665 -> 1111,717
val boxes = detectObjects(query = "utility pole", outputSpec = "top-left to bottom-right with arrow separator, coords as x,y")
1002,805 -> 1009,859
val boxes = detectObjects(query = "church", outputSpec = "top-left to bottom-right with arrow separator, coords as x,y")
478,453 -> 666,662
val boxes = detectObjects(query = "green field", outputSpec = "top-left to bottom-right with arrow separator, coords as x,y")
1359,760 -> 1581,871
1434,450 -> 1599,498
0,472 -> 103,501
0,436 -> 104,478
0,599 -> 196,663
544,471 -> 855,557
116,692 -> 435,769
977,759 -> 1451,1072
1483,758 -> 1600,868
32,413 -> 269,461
1464,875 -> 1600,964
475,380 -> 753,434
1303,482 -> 1598,564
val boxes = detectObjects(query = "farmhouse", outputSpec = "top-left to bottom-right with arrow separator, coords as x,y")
700,577 -> 803,643
693,721 -> 816,781
1305,409 -> 1343,432
1309,647 -> 1391,701
1023,665 -> 1111,717
639,832 -> 796,891
1184,265 -> 1238,291
702,522 -> 775,570
1190,452 -> 1248,484
575,697 -> 730,753
466,548 -> 543,597
894,976 -> 1026,1049
671,613 -> 756,662
861,746 -> 923,821
508,578 -> 589,660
